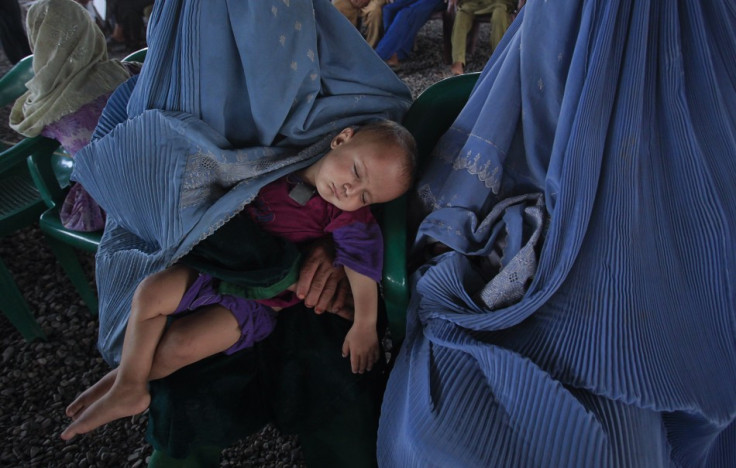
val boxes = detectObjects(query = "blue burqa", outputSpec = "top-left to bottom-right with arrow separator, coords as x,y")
71,0 -> 412,366
378,0 -> 736,466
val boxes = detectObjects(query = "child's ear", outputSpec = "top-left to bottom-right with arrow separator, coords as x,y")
330,127 -> 355,149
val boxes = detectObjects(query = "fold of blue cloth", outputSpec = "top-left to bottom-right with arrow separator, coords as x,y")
379,0 -> 736,466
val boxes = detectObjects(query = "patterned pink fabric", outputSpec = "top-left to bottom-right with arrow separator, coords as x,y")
41,93 -> 111,232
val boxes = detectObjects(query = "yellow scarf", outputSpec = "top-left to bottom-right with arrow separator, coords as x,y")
9,0 -> 130,137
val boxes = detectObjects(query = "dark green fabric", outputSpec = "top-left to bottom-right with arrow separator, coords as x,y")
217,263 -> 299,300
298,390 -> 380,468
146,301 -> 388,463
180,212 -> 301,299
148,396 -> 380,468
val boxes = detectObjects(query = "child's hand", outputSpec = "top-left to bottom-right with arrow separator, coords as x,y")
341,322 -> 379,374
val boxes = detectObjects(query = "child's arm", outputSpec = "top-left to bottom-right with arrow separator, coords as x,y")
341,266 -> 380,374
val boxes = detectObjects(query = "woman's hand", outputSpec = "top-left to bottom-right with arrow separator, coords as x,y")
296,237 -> 354,320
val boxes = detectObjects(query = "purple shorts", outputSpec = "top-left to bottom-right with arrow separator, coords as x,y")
174,273 -> 277,355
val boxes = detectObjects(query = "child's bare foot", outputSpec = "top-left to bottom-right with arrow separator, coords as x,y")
65,368 -> 118,420
60,382 -> 150,441
450,61 -> 464,76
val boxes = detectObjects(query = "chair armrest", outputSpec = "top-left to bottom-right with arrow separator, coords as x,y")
381,195 -> 409,342
381,73 -> 481,344
0,136 -> 58,174
403,72 -> 480,174
25,139 -> 65,209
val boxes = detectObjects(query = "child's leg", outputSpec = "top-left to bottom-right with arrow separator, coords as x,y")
148,303 -> 244,380
64,303 -> 242,420
117,264 -> 198,384
66,304 -> 255,417
61,265 -> 197,440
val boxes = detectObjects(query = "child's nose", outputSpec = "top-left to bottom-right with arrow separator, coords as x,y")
344,181 -> 362,198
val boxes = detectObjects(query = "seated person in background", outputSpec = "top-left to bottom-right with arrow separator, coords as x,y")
9,0 -> 139,232
60,119 -> 417,441
107,0 -> 154,51
375,0 -> 446,69
448,0 -> 517,75
332,0 -> 387,48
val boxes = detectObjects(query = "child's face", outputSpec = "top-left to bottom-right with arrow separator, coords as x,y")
301,128 -> 409,212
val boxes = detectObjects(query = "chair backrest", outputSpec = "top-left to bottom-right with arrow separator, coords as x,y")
0,55 -> 33,108
382,72 -> 480,342
403,72 -> 480,173
26,148 -> 72,209
0,136 -> 61,235
123,47 -> 148,63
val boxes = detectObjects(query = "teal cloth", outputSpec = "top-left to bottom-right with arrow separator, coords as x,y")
180,212 -> 302,300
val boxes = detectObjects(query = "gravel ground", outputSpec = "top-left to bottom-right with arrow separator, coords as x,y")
0,17 -> 492,468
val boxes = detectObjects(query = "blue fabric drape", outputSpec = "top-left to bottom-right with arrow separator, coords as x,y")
72,0 -> 412,365
378,0 -> 736,466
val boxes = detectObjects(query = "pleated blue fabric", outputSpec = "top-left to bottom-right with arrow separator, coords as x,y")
378,0 -> 736,466
71,0 -> 412,365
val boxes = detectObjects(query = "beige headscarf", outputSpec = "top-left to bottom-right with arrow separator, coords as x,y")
9,0 -> 131,137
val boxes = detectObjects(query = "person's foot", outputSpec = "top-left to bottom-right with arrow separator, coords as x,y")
386,53 -> 400,70
60,381 -> 150,441
65,368 -> 118,420
451,61 -> 464,76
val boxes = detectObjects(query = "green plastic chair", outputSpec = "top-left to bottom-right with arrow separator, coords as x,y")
0,55 -> 32,152
23,48 -> 149,316
380,71 -> 480,344
0,136 -> 62,341
26,150 -> 101,314
0,49 -> 147,338
122,47 -> 148,62
0,54 -> 33,109
0,55 -> 64,341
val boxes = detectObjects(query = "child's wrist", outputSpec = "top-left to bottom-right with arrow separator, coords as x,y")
352,317 -> 377,329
